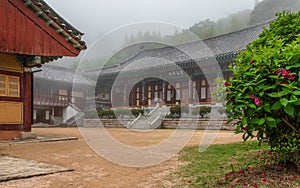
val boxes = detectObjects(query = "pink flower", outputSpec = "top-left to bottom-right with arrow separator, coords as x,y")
294,175 -> 298,179
239,169 -> 245,173
230,185 -> 235,188
282,70 -> 291,77
253,183 -> 258,188
242,126 -> 248,131
218,181 -> 224,185
254,97 -> 261,106
224,82 -> 230,87
288,73 -> 295,80
248,94 -> 254,99
289,177 -> 294,182
243,184 -> 248,188
275,69 -> 282,74
226,171 -> 233,176
250,60 -> 254,65
261,178 -> 267,182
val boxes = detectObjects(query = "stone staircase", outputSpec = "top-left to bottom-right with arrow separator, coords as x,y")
61,103 -> 85,127
128,104 -> 169,130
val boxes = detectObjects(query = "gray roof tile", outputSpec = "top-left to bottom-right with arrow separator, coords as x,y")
86,21 -> 268,77
34,65 -> 94,85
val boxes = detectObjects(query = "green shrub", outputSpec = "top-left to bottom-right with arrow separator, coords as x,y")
168,105 -> 190,118
98,109 -> 116,119
97,108 -> 144,119
170,105 -> 181,117
226,11 -> 300,167
131,108 -> 144,117
192,106 -> 211,118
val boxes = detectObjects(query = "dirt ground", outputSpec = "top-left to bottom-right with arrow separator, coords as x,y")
0,128 -> 243,188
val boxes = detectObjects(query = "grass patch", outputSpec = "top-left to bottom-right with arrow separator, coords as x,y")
178,141 -> 300,187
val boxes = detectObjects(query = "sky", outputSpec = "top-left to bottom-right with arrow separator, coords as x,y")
44,0 -> 259,44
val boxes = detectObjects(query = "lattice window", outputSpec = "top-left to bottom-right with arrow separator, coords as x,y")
0,74 -> 20,97
0,75 -> 5,96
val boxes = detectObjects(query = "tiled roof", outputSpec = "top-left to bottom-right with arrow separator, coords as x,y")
85,21 -> 269,77
34,65 -> 94,86
24,0 -> 86,50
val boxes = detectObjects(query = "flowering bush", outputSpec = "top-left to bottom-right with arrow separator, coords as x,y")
226,12 -> 300,166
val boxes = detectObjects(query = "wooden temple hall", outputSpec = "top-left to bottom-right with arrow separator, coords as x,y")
84,22 -> 268,108
0,0 -> 86,140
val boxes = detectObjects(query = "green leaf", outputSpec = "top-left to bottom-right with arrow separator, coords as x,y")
263,103 -> 271,113
268,75 -> 279,79
248,103 -> 256,109
280,98 -> 289,107
266,120 -> 277,128
284,103 -> 295,117
241,118 -> 247,125
271,102 -> 282,110
249,118 -> 260,124
268,93 -> 279,98
278,90 -> 291,96
258,118 -> 265,125
287,64 -> 300,69
293,91 -> 300,96
263,85 -> 276,91
266,117 -> 275,122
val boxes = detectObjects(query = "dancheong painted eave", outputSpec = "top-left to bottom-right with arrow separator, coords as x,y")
0,0 -> 87,64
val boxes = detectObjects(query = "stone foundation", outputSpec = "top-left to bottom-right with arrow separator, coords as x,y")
83,119 -> 129,128
83,118 -> 236,130
19,132 -> 37,140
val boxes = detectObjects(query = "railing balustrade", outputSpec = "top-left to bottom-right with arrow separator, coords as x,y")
33,94 -> 71,107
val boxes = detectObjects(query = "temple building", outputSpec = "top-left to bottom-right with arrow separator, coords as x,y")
0,0 -> 86,139
84,22 -> 268,109
33,65 -> 93,125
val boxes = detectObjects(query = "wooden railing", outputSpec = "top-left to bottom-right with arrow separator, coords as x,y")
33,94 -> 71,107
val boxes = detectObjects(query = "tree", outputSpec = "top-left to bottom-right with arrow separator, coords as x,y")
226,11 -> 300,167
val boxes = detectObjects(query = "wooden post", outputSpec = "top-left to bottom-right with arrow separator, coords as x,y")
162,81 -> 166,105
188,77 -> 193,104
23,68 -> 32,132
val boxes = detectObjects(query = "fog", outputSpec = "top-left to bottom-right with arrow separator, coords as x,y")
44,0 -> 258,44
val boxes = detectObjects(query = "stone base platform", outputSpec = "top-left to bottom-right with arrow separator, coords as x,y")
0,155 -> 73,182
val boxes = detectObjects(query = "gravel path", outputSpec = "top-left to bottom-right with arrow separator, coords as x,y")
0,128 -> 243,187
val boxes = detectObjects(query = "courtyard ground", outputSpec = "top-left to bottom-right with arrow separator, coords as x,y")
0,128 -> 243,187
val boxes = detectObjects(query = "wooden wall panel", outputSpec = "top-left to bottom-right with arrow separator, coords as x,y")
0,53 -> 22,72
0,101 -> 23,124
0,1 -> 8,51
0,0 -> 80,57
7,1 -> 16,52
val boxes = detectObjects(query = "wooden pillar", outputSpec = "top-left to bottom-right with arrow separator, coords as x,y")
23,68 -> 33,132
188,77 -> 193,104
142,81 -> 145,106
162,81 -> 166,105
123,84 -> 127,107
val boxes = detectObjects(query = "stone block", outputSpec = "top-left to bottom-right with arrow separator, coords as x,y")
19,132 -> 37,140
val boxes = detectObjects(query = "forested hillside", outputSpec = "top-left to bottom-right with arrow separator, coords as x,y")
250,0 -> 300,24
54,0 -> 300,69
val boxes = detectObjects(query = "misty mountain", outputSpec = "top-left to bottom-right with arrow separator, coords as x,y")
188,9 -> 252,39
51,0 -> 300,69
250,0 -> 300,24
